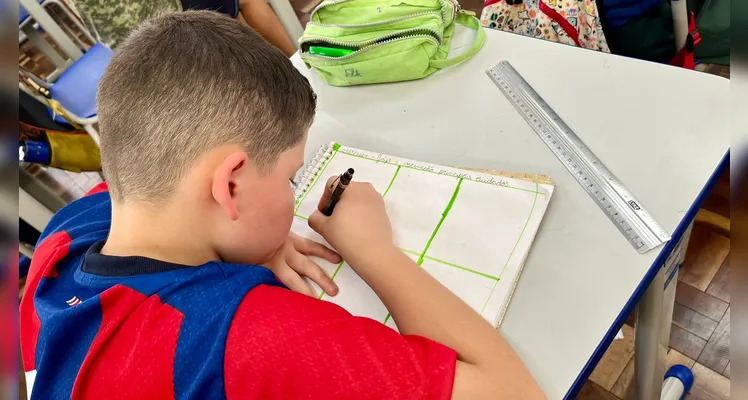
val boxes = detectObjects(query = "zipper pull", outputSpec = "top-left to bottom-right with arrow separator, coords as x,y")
445,0 -> 460,21
451,1 -> 475,17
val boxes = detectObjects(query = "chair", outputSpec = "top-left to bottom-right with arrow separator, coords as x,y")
19,0 -> 95,80
48,42 -> 113,145
21,42 -> 113,145
20,1 -> 94,48
19,6 -> 30,24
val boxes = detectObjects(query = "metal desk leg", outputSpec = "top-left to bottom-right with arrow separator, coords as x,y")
21,24 -> 67,70
634,223 -> 693,399
635,264 -> 667,399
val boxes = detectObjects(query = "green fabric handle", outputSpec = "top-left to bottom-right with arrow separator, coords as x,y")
429,13 -> 486,69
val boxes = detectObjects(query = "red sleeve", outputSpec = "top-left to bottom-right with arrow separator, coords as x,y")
84,181 -> 108,196
224,285 -> 457,400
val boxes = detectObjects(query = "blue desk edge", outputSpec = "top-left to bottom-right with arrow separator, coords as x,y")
564,149 -> 730,399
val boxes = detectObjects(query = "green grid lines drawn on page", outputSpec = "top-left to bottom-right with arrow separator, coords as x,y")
383,178 -> 464,325
336,149 -> 544,196
294,149 -> 339,214
400,249 -> 498,280
417,178 -> 463,266
479,182 -> 539,315
382,165 -> 401,198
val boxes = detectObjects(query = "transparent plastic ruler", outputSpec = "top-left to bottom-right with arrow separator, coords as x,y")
487,61 -> 670,253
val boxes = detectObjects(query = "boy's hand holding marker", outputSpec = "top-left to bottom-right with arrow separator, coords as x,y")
309,173 -> 397,267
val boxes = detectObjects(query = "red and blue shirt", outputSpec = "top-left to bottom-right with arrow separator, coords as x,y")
20,183 -> 457,399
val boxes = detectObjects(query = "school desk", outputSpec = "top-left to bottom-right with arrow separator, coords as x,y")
291,26 -> 730,399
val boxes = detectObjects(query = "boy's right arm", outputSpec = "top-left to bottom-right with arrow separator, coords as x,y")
309,179 -> 545,400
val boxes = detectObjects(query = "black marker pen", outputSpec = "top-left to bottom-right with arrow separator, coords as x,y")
323,168 -> 354,216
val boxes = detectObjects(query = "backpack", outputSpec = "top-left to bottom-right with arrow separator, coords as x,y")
480,0 -> 610,52
299,0 -> 486,86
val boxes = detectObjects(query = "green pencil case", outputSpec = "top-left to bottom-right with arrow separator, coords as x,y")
299,0 -> 486,86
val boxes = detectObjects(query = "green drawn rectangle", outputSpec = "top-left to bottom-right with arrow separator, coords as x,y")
305,146 -> 546,327
480,182 -> 539,314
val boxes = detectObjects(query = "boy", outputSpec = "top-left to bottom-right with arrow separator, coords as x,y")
19,11 -> 544,399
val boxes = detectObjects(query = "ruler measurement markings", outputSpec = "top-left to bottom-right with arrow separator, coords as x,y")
487,61 -> 670,253
494,64 -> 655,249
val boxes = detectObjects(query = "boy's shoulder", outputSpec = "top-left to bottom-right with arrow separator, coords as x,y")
21,183 -> 457,399
21,206 -> 291,397
35,182 -> 112,249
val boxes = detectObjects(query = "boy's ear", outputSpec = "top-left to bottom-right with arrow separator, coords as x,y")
211,151 -> 249,221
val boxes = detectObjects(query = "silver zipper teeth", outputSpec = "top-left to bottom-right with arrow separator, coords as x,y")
306,11 -> 440,28
300,26 -> 443,47
448,0 -> 461,21
301,34 -> 439,60
310,0 -> 449,24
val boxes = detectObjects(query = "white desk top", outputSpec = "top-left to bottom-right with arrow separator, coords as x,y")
291,27 -> 730,399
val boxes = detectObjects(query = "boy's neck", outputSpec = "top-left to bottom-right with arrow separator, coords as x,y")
102,201 -> 221,266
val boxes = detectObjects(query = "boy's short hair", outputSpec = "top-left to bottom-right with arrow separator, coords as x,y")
97,11 -> 316,203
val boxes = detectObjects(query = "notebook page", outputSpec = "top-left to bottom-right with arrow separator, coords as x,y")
292,144 -> 553,328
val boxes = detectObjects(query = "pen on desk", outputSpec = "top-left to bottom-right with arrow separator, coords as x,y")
323,168 -> 355,216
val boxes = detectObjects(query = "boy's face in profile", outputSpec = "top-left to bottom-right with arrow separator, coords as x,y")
214,134 -> 308,265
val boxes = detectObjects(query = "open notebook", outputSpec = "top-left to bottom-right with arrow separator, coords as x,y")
291,143 -> 554,328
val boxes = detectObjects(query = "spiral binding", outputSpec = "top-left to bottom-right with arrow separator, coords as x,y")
294,143 -> 334,200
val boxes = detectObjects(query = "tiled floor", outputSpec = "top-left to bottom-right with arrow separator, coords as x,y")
579,171 -> 730,399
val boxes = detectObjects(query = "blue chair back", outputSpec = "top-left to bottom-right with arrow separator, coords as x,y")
49,42 -> 114,120
19,6 -> 30,24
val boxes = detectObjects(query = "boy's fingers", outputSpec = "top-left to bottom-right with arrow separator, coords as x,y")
275,266 -> 314,296
296,237 -> 341,263
291,252 -> 338,296
317,175 -> 338,212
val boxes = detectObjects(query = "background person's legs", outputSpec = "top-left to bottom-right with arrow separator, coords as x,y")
238,0 -> 296,56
